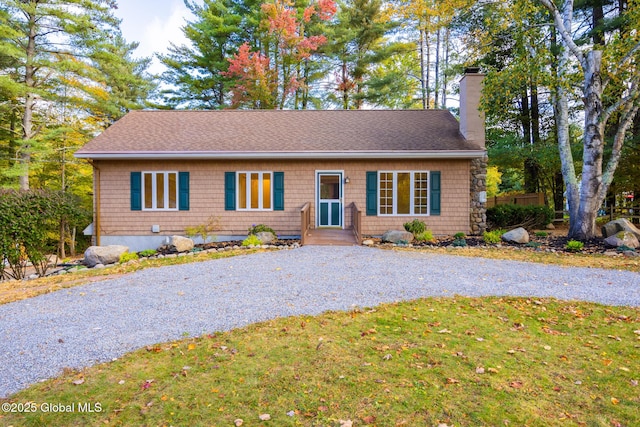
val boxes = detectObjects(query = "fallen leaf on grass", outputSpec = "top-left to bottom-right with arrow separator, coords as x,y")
361,415 -> 376,424
72,378 -> 84,385
187,343 -> 196,351
446,377 -> 460,384
509,381 -> 523,389
611,397 -> 620,405
259,413 -> 271,420
234,419 -> 243,426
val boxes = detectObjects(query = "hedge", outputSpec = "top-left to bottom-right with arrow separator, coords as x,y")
0,190 -> 86,280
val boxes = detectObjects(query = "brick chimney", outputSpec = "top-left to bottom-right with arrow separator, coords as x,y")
459,67 -> 485,148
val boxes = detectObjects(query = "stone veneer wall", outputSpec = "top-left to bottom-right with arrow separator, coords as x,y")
470,155 -> 488,235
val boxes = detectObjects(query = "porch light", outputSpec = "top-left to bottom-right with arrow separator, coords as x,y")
344,176 -> 350,184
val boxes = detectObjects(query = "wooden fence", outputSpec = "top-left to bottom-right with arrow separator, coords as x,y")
486,192 -> 545,208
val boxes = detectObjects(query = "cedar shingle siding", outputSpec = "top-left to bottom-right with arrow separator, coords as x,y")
94,159 -> 471,238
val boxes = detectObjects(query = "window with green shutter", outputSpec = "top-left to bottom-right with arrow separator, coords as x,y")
131,171 -> 190,211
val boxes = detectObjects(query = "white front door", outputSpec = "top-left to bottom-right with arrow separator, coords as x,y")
317,172 -> 343,227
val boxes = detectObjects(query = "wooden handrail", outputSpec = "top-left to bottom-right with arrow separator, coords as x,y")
351,202 -> 362,245
300,202 -> 311,245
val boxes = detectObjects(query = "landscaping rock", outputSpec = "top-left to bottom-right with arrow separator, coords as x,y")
167,235 -> 194,253
601,218 -> 640,240
545,223 -> 555,230
501,227 -> 529,244
381,230 -> 414,244
84,245 -> 129,268
362,239 -> 374,246
603,231 -> 639,249
255,231 -> 276,244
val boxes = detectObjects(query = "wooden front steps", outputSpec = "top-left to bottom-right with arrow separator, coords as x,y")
303,228 -> 358,246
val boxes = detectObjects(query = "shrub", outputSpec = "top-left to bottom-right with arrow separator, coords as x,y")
403,219 -> 426,236
138,249 -> 157,258
415,230 -> 434,243
487,204 -> 553,229
483,229 -> 505,244
566,240 -> 584,252
185,216 -> 221,243
535,231 -> 549,237
454,232 -> 466,240
248,224 -> 276,236
452,238 -> 467,247
119,252 -> 139,263
242,234 -> 262,247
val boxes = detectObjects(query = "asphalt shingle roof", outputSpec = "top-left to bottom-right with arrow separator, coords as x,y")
75,109 -> 484,158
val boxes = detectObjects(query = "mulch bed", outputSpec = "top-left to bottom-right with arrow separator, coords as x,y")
369,233 -> 638,256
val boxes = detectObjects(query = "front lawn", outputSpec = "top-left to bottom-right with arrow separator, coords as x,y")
2,297 -> 639,426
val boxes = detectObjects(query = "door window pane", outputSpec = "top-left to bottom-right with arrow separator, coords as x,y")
320,175 -> 340,199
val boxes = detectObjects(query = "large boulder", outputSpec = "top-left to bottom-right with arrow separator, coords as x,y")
84,245 -> 129,268
167,235 -> 194,253
502,227 -> 530,244
604,231 -> 639,249
381,230 -> 414,244
601,218 -> 640,240
255,231 -> 276,244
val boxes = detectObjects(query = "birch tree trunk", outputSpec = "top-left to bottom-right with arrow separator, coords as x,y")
571,51 -> 604,239
540,0 -> 640,240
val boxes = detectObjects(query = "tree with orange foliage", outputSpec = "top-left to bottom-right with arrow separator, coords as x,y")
223,0 -> 336,109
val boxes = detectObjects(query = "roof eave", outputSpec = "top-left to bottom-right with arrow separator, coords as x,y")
74,150 -> 487,160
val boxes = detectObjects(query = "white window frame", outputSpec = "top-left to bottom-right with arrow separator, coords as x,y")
378,171 -> 430,216
142,171 -> 179,211
237,171 -> 273,211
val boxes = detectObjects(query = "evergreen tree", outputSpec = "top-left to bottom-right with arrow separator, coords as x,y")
0,0 -> 139,190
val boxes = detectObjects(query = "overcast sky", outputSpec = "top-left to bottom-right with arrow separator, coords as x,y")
113,0 -> 195,75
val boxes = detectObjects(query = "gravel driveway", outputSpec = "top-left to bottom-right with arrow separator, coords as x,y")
1,245 -> 639,398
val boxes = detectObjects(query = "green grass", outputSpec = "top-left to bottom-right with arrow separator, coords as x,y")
2,297 -> 639,426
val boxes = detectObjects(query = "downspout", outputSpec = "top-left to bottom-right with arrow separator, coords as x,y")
86,159 -> 101,246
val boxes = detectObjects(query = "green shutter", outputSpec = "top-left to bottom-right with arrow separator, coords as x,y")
225,172 -> 236,211
273,172 -> 284,211
130,172 -> 142,211
430,171 -> 441,216
178,172 -> 190,211
366,171 -> 377,216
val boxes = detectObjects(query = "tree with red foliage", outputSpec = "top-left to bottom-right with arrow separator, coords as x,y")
222,0 -> 336,109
